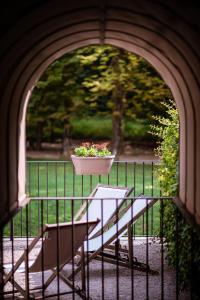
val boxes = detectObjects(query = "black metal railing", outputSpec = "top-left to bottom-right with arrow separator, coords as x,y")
1,195 -> 194,299
0,160 -> 195,299
26,160 -> 160,198
4,160 -> 161,238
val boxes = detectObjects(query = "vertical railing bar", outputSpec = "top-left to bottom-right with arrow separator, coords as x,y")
190,227 -> 194,299
9,219 -> 13,242
64,162 -> 67,221
86,198 -> 90,299
28,161 -> 32,237
20,197 -> 23,237
56,163 -> 60,298
11,218 -> 15,298
20,208 -> 23,237
99,175 -> 101,184
176,206 -> 179,300
55,162 -> 58,227
142,162 -> 145,194
81,175 -> 84,199
25,205 -> 30,299
116,198 -> 119,300
46,162 -> 49,223
101,198 -> 104,300
37,162 -> 40,234
116,162 -> 119,186
90,175 -> 92,193
56,162 -> 58,198
27,161 -> 32,236
71,199 -> 75,300
151,162 -> 154,235
29,203 -> 32,237
125,161 -> 128,187
72,165 -> 75,299
133,162 -> 136,238
72,165 -> 75,198
107,170 -> 110,185
28,161 -> 31,196
133,162 -> 136,197
131,196 -> 134,300
41,200 -> 45,299
146,198 -> 149,300
142,162 -> 145,236
56,200 -> 60,299
160,198 -> 164,300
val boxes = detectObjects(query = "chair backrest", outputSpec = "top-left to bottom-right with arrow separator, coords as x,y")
85,197 -> 157,252
29,220 -> 99,272
80,185 -> 133,238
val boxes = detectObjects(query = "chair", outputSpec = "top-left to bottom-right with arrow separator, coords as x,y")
74,184 -> 134,239
73,197 -> 159,277
3,220 -> 99,299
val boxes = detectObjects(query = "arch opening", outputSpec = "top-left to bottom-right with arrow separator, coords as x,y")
0,3 -> 199,226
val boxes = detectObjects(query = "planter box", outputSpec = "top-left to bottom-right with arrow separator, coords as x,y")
71,155 -> 115,175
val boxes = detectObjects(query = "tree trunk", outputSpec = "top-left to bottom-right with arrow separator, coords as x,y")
110,50 -> 126,157
62,123 -> 71,158
36,121 -> 43,150
111,84 -> 124,157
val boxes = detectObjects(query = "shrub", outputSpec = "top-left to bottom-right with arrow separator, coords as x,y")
150,100 -> 179,195
151,100 -> 200,298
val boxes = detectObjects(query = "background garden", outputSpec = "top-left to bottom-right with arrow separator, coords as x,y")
27,45 -> 171,157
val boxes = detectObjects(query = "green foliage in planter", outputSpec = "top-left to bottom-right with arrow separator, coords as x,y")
74,142 -> 112,157
151,100 -> 200,297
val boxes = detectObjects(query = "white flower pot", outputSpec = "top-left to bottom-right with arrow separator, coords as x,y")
71,155 -> 115,175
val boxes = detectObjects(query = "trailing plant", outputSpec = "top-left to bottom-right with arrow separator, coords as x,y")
151,100 -> 200,298
74,142 -> 112,157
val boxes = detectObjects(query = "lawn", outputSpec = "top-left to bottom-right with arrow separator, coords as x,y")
4,160 -> 163,237
68,117 -> 152,141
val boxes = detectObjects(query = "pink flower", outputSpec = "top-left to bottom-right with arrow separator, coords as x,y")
81,142 -> 91,148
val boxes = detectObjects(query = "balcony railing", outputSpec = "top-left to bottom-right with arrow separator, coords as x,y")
0,161 -> 193,299
4,160 -> 160,238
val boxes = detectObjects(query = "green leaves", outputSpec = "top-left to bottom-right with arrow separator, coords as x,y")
151,101 -> 200,296
150,100 -> 179,196
74,142 -> 112,157
27,44 -> 171,147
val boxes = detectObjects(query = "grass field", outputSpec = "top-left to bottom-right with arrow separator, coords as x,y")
4,161 -> 163,237
69,117 -> 152,141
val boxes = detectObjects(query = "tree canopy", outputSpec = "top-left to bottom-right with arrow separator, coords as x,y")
27,45 -> 172,154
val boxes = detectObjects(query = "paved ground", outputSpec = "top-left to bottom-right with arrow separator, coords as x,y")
3,238 -> 190,299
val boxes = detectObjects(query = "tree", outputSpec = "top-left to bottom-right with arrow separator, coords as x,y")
27,45 -> 171,156
78,46 -> 171,155
27,54 -> 85,155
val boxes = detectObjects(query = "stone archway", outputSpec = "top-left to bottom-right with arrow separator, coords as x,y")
0,0 -> 199,226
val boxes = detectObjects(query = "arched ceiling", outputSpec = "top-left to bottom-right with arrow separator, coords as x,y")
0,0 -> 199,226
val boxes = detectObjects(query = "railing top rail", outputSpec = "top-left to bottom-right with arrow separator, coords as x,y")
26,159 -> 160,164
29,196 -> 174,201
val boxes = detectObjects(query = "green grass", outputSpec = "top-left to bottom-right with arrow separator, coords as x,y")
70,117 -> 112,139
69,117 -> 151,140
4,161 -> 161,237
